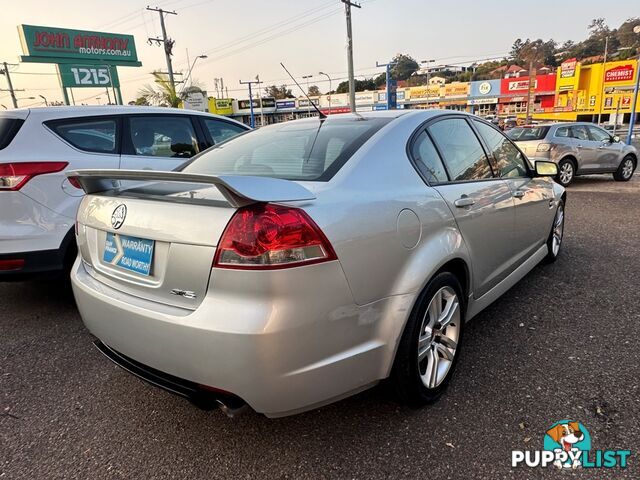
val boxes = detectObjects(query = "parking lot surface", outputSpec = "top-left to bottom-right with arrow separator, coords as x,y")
2,174 -> 639,479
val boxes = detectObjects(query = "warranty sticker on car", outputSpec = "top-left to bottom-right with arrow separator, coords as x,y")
103,232 -> 154,276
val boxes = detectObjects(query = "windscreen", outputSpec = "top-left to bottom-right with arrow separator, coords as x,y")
507,126 -> 550,141
0,118 -> 25,150
180,117 -> 392,181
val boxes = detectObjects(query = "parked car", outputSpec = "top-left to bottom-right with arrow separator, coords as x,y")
507,122 -> 637,186
0,106 -> 249,280
69,110 -> 565,417
503,118 -> 518,131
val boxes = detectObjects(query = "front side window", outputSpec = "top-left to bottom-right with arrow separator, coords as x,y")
181,117 -> 391,181
428,118 -> 493,181
410,130 -> 448,183
203,118 -> 247,144
587,126 -> 611,142
474,121 -> 528,178
129,116 -> 198,158
49,118 -> 116,154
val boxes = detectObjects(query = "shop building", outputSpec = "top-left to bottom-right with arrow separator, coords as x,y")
499,73 -> 556,117
468,79 -> 500,116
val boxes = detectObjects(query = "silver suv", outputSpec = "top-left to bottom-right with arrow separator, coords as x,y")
507,122 -> 637,186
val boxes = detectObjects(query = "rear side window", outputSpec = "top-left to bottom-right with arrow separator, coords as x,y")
410,130 -> 448,183
428,118 -> 493,182
181,117 -> 391,181
0,118 -> 25,150
48,118 -> 117,154
202,118 -> 247,144
128,116 -> 199,158
555,126 -> 570,138
507,126 -> 549,141
474,121 -> 528,178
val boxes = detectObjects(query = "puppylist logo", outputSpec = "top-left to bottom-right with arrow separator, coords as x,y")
512,420 -> 631,470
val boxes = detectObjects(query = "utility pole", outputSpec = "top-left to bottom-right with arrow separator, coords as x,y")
302,75 -> 312,115
146,6 -> 178,92
341,0 -> 361,113
1,62 -> 19,109
626,26 -> 640,145
240,79 -> 258,128
255,75 -> 265,127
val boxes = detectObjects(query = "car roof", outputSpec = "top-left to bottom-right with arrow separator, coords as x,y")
3,105 -> 246,125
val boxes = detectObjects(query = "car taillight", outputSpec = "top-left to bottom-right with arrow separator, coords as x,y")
0,259 -> 25,271
213,203 -> 337,270
0,162 -> 68,191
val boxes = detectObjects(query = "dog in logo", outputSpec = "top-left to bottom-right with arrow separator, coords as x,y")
546,421 -> 585,469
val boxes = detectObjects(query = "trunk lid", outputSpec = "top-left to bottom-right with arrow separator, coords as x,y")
71,170 -> 316,309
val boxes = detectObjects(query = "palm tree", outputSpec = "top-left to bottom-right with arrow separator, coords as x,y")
137,71 -> 181,107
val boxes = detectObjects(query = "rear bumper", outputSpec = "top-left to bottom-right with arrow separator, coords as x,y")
71,258 -> 412,417
0,228 -> 75,281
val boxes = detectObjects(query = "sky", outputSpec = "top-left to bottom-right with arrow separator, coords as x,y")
0,0 -> 638,108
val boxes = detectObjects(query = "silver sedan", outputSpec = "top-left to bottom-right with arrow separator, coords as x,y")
69,110 -> 565,417
507,122 -> 637,186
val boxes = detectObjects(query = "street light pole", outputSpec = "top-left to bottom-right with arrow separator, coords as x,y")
182,54 -> 207,93
421,59 -> 435,108
319,71 -> 332,114
626,26 -> 640,145
302,75 -> 312,115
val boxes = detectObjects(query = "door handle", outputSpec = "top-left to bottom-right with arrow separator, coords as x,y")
454,197 -> 475,208
513,190 -> 525,199
576,144 -> 582,149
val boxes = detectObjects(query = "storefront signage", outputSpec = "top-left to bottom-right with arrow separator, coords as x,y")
355,92 -> 375,104
275,99 -> 295,109
298,98 -> 319,108
183,91 -> 207,112
408,85 -> 440,100
478,82 -> 492,95
58,64 -> 119,88
560,58 -> 577,78
444,83 -> 469,97
469,97 -> 498,105
18,24 -> 140,66
605,65 -> 634,83
508,80 -> 535,92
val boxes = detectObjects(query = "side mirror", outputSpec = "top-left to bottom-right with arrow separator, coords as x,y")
612,135 -> 620,143
535,160 -> 558,177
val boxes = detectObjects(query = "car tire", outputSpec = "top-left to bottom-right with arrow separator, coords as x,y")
613,155 -> 636,182
556,158 -> 575,187
545,199 -> 565,263
390,272 -> 465,406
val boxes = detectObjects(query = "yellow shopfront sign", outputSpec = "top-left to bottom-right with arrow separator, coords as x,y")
208,98 -> 234,115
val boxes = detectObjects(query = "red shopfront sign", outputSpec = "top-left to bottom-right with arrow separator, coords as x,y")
500,74 -> 556,97
321,107 -> 350,114
605,65 -> 634,83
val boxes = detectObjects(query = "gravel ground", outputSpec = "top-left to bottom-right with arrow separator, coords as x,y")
1,174 -> 639,479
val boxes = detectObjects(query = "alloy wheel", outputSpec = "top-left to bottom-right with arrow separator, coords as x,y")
559,162 -> 573,185
418,286 -> 460,389
622,158 -> 634,179
552,204 -> 564,256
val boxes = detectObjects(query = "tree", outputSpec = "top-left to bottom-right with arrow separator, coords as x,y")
335,78 -> 376,94
137,71 -> 181,107
308,85 -> 321,96
264,84 -> 293,99
131,96 -> 150,106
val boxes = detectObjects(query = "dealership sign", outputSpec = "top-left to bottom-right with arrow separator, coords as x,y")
58,64 -> 119,88
18,24 -> 140,66
605,65 -> 634,83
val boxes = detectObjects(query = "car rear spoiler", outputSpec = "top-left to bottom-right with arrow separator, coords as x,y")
66,169 -> 316,208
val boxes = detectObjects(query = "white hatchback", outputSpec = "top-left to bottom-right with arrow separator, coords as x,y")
0,106 -> 249,280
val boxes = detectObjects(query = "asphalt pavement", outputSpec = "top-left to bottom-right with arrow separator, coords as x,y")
2,173 -> 639,479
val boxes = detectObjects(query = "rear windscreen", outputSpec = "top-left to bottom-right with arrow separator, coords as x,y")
0,118 -> 25,150
180,117 -> 392,181
507,126 -> 550,141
